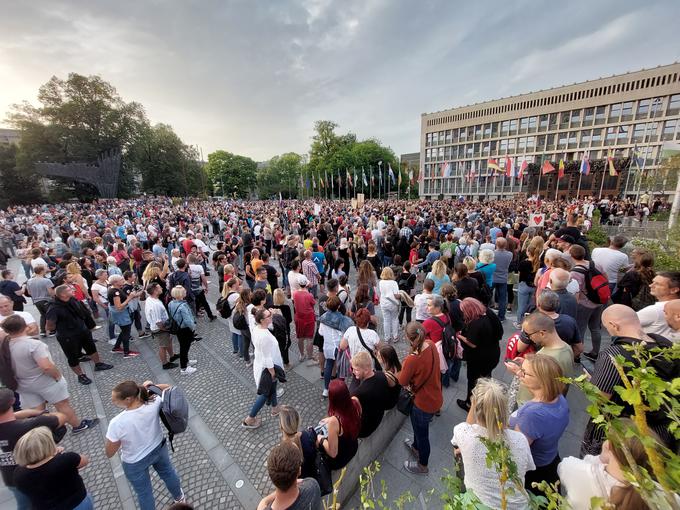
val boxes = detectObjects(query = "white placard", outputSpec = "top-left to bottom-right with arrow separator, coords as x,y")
530,213 -> 545,227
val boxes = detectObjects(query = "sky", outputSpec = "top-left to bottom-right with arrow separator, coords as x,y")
1,0 -> 680,162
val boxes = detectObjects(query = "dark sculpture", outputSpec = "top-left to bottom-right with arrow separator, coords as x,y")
35,149 -> 121,198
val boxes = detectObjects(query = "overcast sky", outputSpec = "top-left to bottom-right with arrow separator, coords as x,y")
2,0 -> 680,161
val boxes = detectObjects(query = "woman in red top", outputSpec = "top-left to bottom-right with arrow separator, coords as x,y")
398,322 -> 442,474
292,276 -> 316,362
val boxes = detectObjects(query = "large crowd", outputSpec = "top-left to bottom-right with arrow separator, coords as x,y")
0,194 -> 676,510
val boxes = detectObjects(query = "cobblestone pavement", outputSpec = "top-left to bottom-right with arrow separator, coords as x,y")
0,258 -> 601,509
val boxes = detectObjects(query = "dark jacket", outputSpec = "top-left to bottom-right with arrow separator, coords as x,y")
257,365 -> 286,396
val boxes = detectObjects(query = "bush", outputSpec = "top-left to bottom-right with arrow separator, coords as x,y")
632,222 -> 680,271
587,224 -> 609,248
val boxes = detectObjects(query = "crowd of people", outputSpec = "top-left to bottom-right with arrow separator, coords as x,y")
0,194 -> 676,510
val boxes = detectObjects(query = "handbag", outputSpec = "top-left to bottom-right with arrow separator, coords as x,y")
507,272 -> 519,285
313,439 -> 333,496
356,327 -> 382,372
396,345 -> 436,416
312,323 -> 324,349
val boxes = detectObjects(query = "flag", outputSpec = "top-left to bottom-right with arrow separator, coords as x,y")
580,153 -> 590,175
313,175 -> 316,189
518,159 -> 527,179
418,166 -> 424,182
346,169 -> 353,187
441,162 -> 451,178
388,163 -> 396,185
398,167 -> 402,186
306,177 -> 310,189
319,175 -> 324,188
505,157 -> 513,178
279,192 -> 282,203
362,167 -> 368,186
469,161 -> 476,182
541,160 -> 555,175
487,158 -> 501,173
607,151 -> 618,176
408,169 -> 414,185
558,159 -> 565,179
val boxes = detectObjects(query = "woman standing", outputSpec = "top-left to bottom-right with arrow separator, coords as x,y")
475,250 -> 496,288
378,267 -> 401,343
167,286 -> 198,375
13,427 -> 93,510
425,260 -> 451,296
91,269 -> 115,342
233,288 -> 254,364
366,242 -> 382,275
105,380 -> 185,510
399,322 -> 443,475
612,248 -> 655,310
509,355 -> 569,493
451,378 -> 535,510
357,260 -> 378,303
242,308 -> 283,429
319,296 -> 354,398
515,240 -> 541,327
456,298 -> 503,412
397,261 -> 417,325
452,263 -> 480,301
292,277 -> 316,363
340,308 -> 380,358
108,275 -> 142,359
350,284 -> 378,329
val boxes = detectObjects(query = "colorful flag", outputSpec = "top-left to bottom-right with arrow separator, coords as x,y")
541,160 -> 555,175
580,153 -> 590,176
346,169 -> 353,187
487,158 -> 501,173
306,177 -> 310,189
312,175 -> 316,189
388,163 -> 396,185
418,166 -> 424,182
518,160 -> 527,179
362,167 -> 368,186
607,151 -> 618,176
398,167 -> 402,186
319,175 -> 325,188
505,157 -> 513,178
558,159 -> 565,179
469,161 -> 476,182
408,169 -> 414,185
443,162 -> 452,178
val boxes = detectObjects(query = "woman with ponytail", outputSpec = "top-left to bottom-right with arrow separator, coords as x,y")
105,380 -> 185,510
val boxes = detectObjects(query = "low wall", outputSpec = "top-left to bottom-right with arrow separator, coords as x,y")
332,407 -> 407,505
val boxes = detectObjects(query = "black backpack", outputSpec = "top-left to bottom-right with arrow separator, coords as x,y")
431,316 -> 459,361
217,292 -> 237,319
0,334 -> 17,391
50,268 -> 67,287
232,310 -> 249,331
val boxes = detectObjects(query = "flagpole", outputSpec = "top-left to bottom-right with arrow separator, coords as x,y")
576,172 -> 583,198
518,160 -> 523,195
623,150 -> 635,198
536,158 -> 542,200
369,167 -> 373,200
598,160 -> 606,200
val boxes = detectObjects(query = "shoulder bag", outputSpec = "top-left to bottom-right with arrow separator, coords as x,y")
396,345 -> 436,416
356,327 -> 382,372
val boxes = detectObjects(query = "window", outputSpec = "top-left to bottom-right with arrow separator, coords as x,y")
445,130 -> 452,144
560,112 -> 570,128
426,133 -> 432,146
484,124 -> 491,137
459,129 -> 467,141
528,116 -> 537,131
632,123 -> 646,142
444,146 -> 451,159
509,119 -> 518,133
482,142 -> 490,154
520,117 -> 529,132
662,120 -> 677,141
595,106 -> 606,124
466,144 -> 473,157
617,125 -> 629,142
581,130 -> 591,144
549,113 -> 558,128
568,131 -> 577,147
592,129 -> 602,144
609,103 -> 622,120
570,109 -> 581,124
583,108 -> 594,125
668,95 -> 680,115
558,132 -> 568,148
526,136 -> 535,149
432,132 -> 439,145
518,137 -> 526,150
637,99 -> 650,117
500,139 -> 508,153
539,114 -> 549,130
508,138 -> 516,151
467,127 -> 475,139
536,135 -> 546,150
475,125 -> 482,139
500,120 -> 510,133
621,102 -> 633,119
606,127 -> 617,143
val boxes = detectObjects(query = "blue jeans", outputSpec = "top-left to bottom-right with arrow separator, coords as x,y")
324,349 -> 337,390
516,282 -> 535,321
122,440 -> 182,510
249,380 -> 278,417
231,332 -> 241,353
73,494 -> 94,510
441,357 -> 461,387
493,282 -> 508,320
8,486 -> 31,510
410,405 -> 434,466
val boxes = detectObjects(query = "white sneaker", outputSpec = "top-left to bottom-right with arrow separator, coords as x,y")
181,366 -> 197,375
108,338 -> 117,345
277,387 -> 285,398
322,389 -> 328,398
188,359 -> 198,366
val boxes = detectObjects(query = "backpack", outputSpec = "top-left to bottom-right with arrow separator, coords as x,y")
147,385 -> 189,452
431,316 -> 461,361
572,262 -> 611,305
217,292 -> 237,319
476,264 -> 493,305
0,334 -> 18,391
50,268 -> 67,287
232,310 -> 249,331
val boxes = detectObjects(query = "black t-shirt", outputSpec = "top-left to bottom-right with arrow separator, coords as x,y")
107,286 -> 129,307
263,264 -> 279,290
0,415 -> 60,486
45,298 -> 90,338
351,372 -> 389,438
14,451 -> 87,510
554,314 -> 582,346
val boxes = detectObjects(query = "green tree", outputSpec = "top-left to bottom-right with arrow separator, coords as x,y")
257,153 -> 303,198
6,73 -> 148,198
0,144 -> 43,206
205,150 -> 257,199
127,124 -> 208,196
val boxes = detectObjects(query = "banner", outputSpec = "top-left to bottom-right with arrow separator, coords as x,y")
529,213 -> 545,227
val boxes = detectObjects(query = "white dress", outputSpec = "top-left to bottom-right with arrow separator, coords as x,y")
251,326 -> 283,387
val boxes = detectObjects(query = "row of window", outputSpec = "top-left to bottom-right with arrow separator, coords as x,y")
426,71 -> 680,126
425,95 -> 680,146
424,120 -> 678,161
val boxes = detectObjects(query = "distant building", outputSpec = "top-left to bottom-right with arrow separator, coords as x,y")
420,63 -> 680,200
0,128 -> 20,145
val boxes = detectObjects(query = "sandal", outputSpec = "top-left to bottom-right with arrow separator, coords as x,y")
241,418 -> 261,429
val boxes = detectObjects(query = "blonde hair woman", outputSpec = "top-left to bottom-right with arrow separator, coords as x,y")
425,259 -> 451,295
168,286 -> 198,375
13,426 -> 93,509
65,262 -> 89,302
451,379 -> 534,509
475,249 -> 496,288
378,267 -> 401,343
278,405 -> 317,479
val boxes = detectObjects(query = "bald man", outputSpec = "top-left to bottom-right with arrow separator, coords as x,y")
581,304 -> 675,455
663,300 -> 680,343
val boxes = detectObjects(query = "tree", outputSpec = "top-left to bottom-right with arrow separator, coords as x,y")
127,124 -> 209,196
0,144 -> 43,206
204,150 -> 257,199
6,73 -> 148,199
257,153 -> 303,198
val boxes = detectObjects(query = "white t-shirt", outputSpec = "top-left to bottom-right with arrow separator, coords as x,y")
144,297 -> 169,333
452,423 -> 535,510
413,293 -> 431,321
0,311 -> 36,326
557,455 -> 621,510
343,326 -> 380,357
288,272 -> 303,293
378,279 -> 400,309
106,397 -> 164,464
637,301 -> 680,343
91,282 -> 109,306
591,247 -> 629,285
30,257 -> 49,269
252,327 -> 283,386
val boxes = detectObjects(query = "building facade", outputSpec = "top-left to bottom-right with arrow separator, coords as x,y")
420,63 -> 680,200
0,128 -> 20,145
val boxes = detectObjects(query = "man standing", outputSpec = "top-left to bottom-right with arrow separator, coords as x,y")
261,253 -> 280,292
301,250 -> 321,298
591,235 -> 629,293
548,268 -> 578,320
535,290 -> 583,357
569,245 -> 605,360
168,259 -> 196,314
2,316 -> 98,434
144,283 -> 179,369
637,271 -> 680,343
350,352 -> 389,438
492,238 -> 513,321
45,285 -> 113,384
25,266 -> 54,337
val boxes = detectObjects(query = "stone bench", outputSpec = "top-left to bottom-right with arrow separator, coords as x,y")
331,407 -> 407,505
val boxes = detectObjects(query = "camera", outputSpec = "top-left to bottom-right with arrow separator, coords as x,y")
133,284 -> 143,292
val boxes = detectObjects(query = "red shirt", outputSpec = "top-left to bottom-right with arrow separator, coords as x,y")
423,314 -> 449,342
182,239 -> 194,255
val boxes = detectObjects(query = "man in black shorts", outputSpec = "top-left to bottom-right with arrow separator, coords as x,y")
45,285 -> 113,385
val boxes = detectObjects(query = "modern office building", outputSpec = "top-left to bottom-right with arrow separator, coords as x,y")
420,63 -> 680,200
0,128 -> 20,145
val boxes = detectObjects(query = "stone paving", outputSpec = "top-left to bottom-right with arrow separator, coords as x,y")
0,257 -> 601,509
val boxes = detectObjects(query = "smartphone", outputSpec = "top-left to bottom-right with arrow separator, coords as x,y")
504,358 -> 522,366
314,423 -> 329,438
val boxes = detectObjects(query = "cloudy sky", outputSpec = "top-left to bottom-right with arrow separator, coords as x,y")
2,0 -> 680,161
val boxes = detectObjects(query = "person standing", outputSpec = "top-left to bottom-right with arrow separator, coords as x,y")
378,267 -> 401,343
301,250 -> 321,299
292,277 -> 316,363
144,283 -> 179,369
570,245 -> 604,361
0,270 -> 26,312
591,235 -> 629,293
107,275 -> 142,359
25,265 -> 54,337
399,322 -> 443,475
167,286 -> 198,375
491,238 -> 513,321
106,380 -> 186,510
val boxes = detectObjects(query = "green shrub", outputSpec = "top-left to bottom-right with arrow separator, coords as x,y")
587,225 -> 609,247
